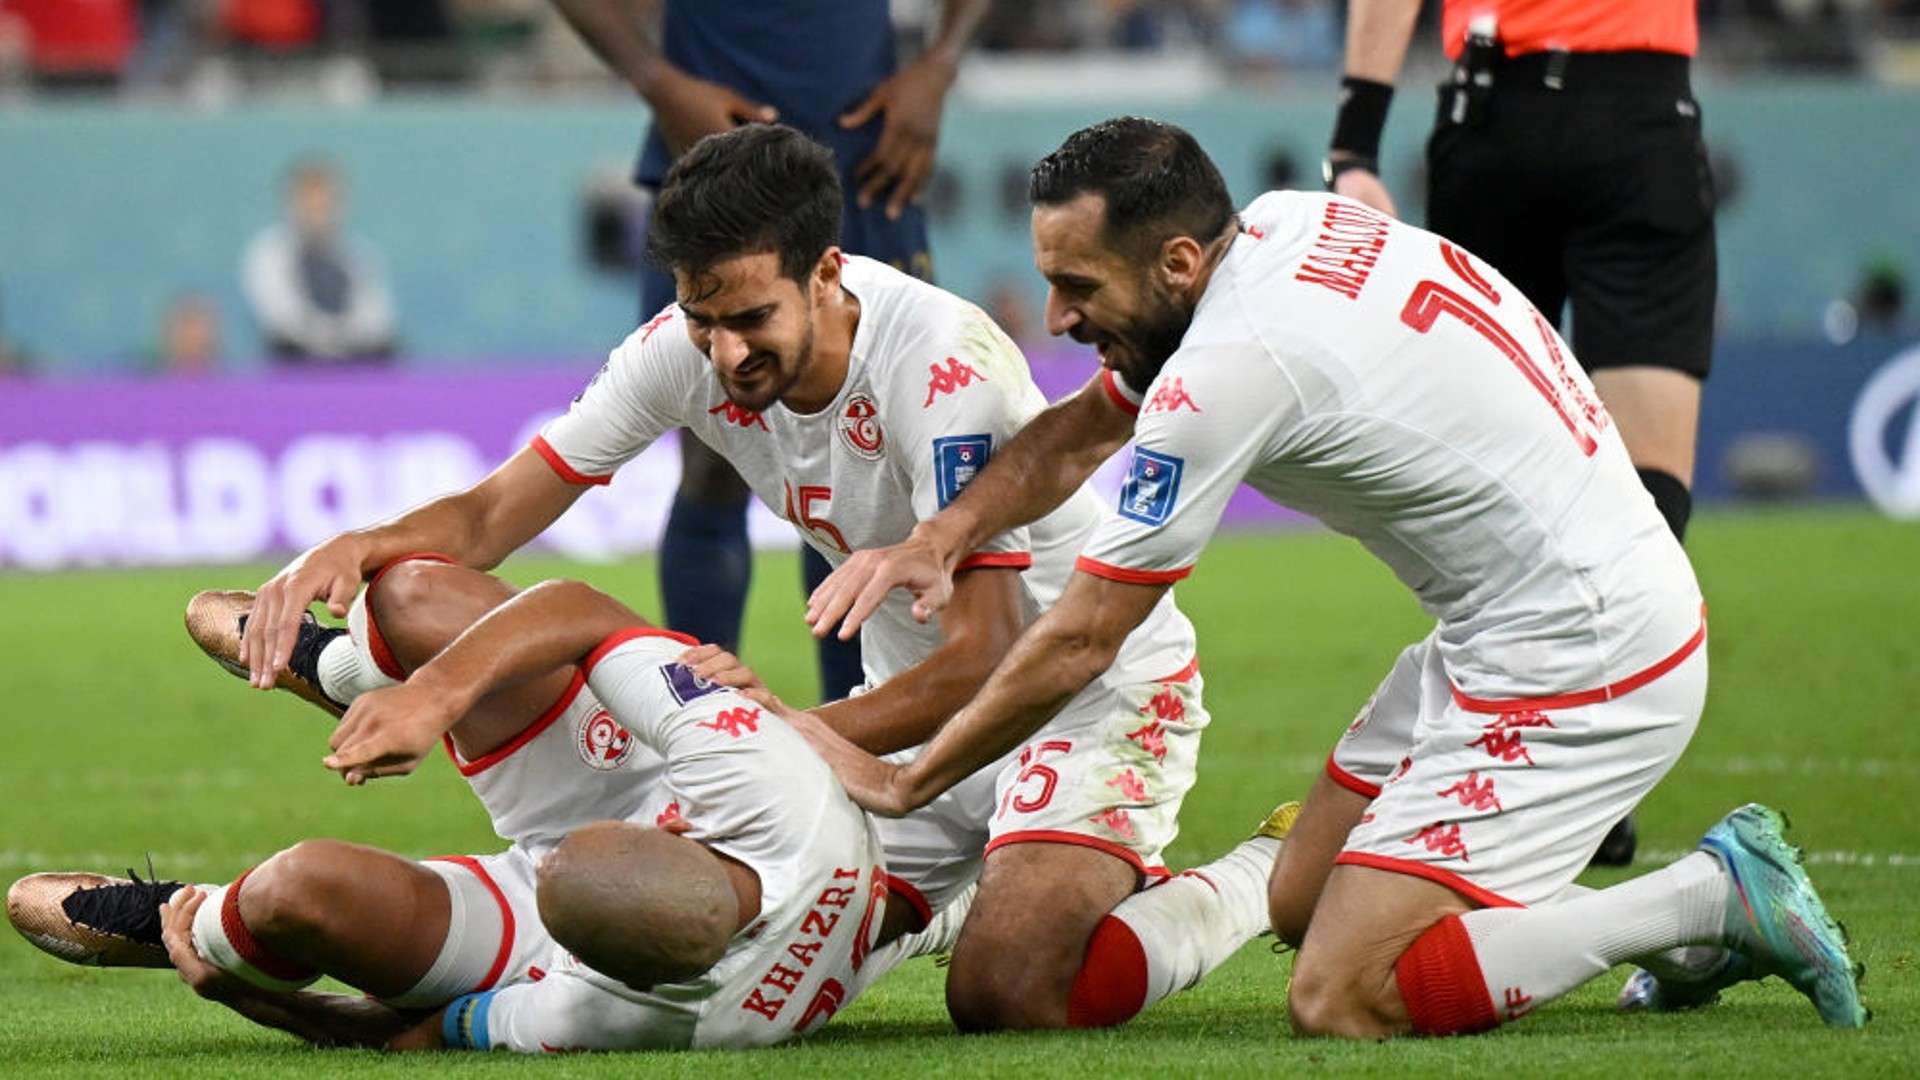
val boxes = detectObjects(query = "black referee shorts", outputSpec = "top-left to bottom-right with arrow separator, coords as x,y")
1425,51 -> 1717,381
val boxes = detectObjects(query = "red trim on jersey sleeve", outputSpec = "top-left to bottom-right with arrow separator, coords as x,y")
1155,656 -> 1201,684
1334,851 -> 1523,909
443,668 -> 588,777
985,830 -> 1171,881
954,551 -> 1033,572
1074,555 -> 1192,585
1099,368 -> 1141,416
529,435 -> 613,487
1324,755 -> 1384,799
1448,609 -> 1706,714
581,625 -> 703,678
426,856 -> 518,990
879,872 -> 932,927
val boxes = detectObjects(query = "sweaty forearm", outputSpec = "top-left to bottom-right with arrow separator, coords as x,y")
930,381 -> 1133,568
1343,0 -> 1422,83
218,988 -> 417,1049
409,580 -> 640,712
549,0 -> 671,95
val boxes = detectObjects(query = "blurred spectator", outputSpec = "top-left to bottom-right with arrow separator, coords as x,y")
1223,0 -> 1339,73
220,0 -> 322,54
241,158 -> 398,363
155,292 -> 223,374
983,278 -> 1038,344
0,0 -> 136,91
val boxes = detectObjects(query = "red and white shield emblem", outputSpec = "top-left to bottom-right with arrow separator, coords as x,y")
577,708 -> 635,770
838,393 -> 885,461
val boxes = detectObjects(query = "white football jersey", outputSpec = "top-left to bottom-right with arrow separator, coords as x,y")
1082,192 -> 1701,701
478,630 -> 891,1051
536,255 -> 1195,693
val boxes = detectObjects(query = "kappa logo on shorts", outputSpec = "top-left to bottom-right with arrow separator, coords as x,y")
1117,448 -> 1183,527
933,434 -> 992,508
576,708 -> 636,770
838,392 -> 885,461
660,662 -> 726,706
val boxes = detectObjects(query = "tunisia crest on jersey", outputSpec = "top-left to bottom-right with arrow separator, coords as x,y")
838,393 -> 885,461
577,708 -> 636,771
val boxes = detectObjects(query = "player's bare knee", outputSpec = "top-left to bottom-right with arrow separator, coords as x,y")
1287,953 -> 1397,1039
242,840 -> 354,940
945,932 -> 1075,1031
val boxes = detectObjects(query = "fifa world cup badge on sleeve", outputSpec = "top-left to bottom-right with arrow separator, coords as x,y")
1118,449 -> 1184,527
661,662 -> 726,706
933,434 -> 993,508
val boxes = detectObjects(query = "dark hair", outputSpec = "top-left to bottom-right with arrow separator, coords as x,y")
1029,117 -> 1234,256
647,125 -> 842,287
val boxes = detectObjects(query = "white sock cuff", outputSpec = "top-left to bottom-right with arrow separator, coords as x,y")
189,882 -> 320,993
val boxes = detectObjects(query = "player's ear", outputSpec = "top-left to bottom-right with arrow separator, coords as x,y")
1159,234 -> 1205,289
811,247 -> 845,298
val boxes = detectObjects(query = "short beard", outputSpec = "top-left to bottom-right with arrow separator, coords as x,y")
1116,282 -> 1195,395
722,315 -> 815,412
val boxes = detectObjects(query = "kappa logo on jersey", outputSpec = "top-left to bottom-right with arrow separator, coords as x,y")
576,708 -> 636,771
933,433 -> 992,508
708,400 -> 771,431
922,356 -> 985,407
660,662 -> 727,706
700,706 -> 761,739
1117,448 -> 1184,527
837,392 -> 885,461
1142,376 -> 1200,415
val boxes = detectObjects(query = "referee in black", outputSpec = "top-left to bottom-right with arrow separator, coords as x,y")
1324,0 -> 1717,866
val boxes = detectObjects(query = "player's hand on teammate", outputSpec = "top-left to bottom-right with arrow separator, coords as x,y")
160,887 -> 246,1003
240,535 -> 366,689
649,65 -> 778,157
1332,166 -> 1399,219
839,53 -> 956,221
324,682 -> 458,785
805,530 -> 956,640
784,708 -> 914,817
678,644 -> 767,697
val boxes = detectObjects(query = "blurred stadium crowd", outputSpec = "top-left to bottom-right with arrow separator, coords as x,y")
3,0 -> 1920,100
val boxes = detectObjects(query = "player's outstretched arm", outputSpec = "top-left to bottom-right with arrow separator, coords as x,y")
160,888 -> 423,1049
240,447 -> 585,691
809,564 -> 1025,755
322,579 -> 644,784
806,375 -> 1136,639
801,571 -> 1169,816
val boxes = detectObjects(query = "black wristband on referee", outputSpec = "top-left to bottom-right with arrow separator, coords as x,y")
1330,77 -> 1394,160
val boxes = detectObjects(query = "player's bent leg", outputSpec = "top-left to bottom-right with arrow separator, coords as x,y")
193,839 -> 451,998
357,559 -> 592,761
1269,772 -> 1373,947
944,842 -> 1136,1031
659,437 -> 753,651
1289,865 -> 1473,1038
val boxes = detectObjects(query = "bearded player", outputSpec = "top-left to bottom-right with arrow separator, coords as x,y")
10,577 -> 976,1052
216,124 -> 1285,1032
800,118 -> 1867,1037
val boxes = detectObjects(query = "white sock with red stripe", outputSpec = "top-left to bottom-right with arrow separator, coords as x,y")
1398,852 -> 1728,1033
314,591 -> 403,704
1068,834 -> 1279,1027
189,872 -> 321,993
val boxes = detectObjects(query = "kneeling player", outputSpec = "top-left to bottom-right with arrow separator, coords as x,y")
8,580 -> 961,1052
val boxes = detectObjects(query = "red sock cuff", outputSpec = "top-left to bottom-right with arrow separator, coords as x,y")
1394,914 -> 1499,1036
1067,915 -> 1149,1029
222,868 -> 319,983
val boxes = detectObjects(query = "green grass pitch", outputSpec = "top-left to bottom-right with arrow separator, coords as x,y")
1,505 -> 1914,1076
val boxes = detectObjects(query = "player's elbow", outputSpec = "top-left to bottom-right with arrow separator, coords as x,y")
1039,626 -> 1122,697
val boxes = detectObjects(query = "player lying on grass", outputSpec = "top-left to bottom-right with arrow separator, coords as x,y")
220,123 -> 1287,1031
799,118 -> 1869,1036
8,578 -> 970,1052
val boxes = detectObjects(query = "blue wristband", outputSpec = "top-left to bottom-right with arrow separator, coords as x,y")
441,991 -> 496,1051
